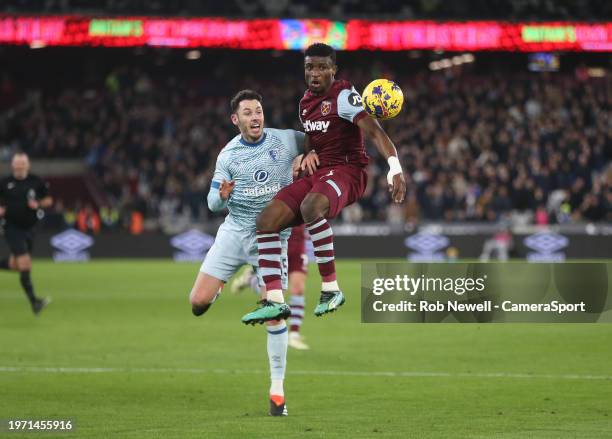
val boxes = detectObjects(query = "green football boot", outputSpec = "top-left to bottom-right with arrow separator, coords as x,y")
241,300 -> 291,325
314,291 -> 345,317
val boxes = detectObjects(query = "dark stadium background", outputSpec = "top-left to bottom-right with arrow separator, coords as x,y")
0,47 -> 610,258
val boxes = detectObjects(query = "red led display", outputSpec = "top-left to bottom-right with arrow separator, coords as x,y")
348,21 -> 612,51
0,16 -> 610,52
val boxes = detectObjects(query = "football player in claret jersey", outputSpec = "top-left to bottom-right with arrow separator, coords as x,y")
242,43 -> 406,324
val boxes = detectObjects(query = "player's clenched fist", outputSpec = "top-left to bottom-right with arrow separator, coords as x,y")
219,179 -> 235,200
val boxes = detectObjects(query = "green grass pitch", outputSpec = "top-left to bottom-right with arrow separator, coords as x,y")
1,260 -> 611,438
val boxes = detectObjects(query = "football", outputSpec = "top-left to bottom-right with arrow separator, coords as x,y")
361,78 -> 404,120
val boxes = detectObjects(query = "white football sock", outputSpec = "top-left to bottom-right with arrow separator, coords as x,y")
267,289 -> 284,303
322,280 -> 339,292
270,379 -> 284,396
266,321 -> 288,396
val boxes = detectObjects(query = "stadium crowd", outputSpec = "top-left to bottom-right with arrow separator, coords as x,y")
1,55 -> 610,229
3,0 -> 609,20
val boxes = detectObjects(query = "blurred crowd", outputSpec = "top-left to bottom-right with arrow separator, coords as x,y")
382,69 -> 611,226
3,0 -> 610,20
1,53 -> 610,230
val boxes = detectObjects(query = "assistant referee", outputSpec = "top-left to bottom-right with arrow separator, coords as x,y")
0,152 -> 53,314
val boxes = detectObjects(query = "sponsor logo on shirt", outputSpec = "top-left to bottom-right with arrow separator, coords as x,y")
243,183 -> 281,197
253,169 -> 269,183
348,92 -> 362,107
303,120 -> 330,133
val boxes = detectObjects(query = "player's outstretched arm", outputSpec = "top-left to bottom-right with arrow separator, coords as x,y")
219,180 -> 235,200
207,179 -> 234,212
207,150 -> 234,212
356,116 -> 406,204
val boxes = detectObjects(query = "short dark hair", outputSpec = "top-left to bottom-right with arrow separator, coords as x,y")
230,89 -> 262,114
12,151 -> 28,159
304,43 -> 336,64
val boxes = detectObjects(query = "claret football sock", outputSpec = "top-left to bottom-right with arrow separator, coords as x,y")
289,295 -> 305,332
256,231 -> 284,302
306,218 -> 339,290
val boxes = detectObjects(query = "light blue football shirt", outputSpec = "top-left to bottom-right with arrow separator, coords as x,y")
207,128 -> 304,232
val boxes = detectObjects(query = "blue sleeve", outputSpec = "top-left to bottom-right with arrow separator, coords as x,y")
277,129 -> 304,158
337,87 -> 367,123
207,151 -> 231,212
293,130 -> 306,154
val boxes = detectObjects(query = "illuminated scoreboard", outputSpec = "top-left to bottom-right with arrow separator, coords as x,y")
0,16 -> 610,51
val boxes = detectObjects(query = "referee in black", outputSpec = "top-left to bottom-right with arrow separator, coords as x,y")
0,152 -> 53,314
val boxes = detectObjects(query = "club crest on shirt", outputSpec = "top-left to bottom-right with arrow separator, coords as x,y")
269,148 -> 280,162
320,100 -> 332,116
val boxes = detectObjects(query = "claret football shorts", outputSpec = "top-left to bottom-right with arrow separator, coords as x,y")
274,164 -> 367,222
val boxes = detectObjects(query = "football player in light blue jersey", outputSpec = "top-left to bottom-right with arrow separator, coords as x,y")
188,90 -> 312,417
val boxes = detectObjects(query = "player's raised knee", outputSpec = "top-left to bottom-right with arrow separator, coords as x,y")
189,287 -> 219,317
189,292 -> 207,307
15,256 -> 32,271
256,201 -> 287,232
255,208 -> 274,232
300,194 -> 327,223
